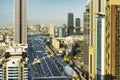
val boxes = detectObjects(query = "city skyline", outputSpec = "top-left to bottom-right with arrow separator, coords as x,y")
0,0 -> 87,26
0,0 -> 120,80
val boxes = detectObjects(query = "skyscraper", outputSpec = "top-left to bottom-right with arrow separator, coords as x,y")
105,0 -> 120,80
75,18 -> 80,35
95,0 -> 106,80
96,15 -> 105,80
83,0 -> 105,79
14,0 -> 27,44
88,0 -> 98,79
83,1 -> 90,79
68,13 -> 74,35
88,0 -> 105,79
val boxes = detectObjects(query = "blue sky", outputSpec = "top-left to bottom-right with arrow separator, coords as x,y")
0,0 -> 87,26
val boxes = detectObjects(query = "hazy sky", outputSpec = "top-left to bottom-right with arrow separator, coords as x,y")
0,0 -> 87,26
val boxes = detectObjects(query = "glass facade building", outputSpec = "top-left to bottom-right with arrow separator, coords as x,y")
68,13 -> 74,35
59,26 -> 66,37
75,18 -> 80,35
96,15 -> 105,80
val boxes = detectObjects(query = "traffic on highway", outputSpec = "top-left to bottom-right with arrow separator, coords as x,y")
28,34 -> 72,80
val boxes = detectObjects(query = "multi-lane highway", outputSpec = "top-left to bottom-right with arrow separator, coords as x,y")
28,34 -> 72,80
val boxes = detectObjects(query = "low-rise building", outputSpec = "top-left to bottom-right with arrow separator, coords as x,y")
0,45 -> 28,80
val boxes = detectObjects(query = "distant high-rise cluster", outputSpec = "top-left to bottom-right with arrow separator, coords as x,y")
14,0 -> 27,44
67,13 -> 81,36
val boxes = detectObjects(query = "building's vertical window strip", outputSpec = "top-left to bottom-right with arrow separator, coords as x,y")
20,0 -> 22,43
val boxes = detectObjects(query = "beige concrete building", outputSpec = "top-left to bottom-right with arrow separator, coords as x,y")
83,1 -> 90,75
88,0 -> 98,79
33,25 -> 41,32
52,38 -> 60,49
86,0 -> 105,79
49,24 -> 55,37
105,0 -> 120,80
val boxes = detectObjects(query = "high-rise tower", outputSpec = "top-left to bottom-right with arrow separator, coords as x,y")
105,0 -> 120,80
14,0 -> 27,44
96,15 -> 105,80
75,18 -> 80,35
83,1 -> 90,79
87,0 -> 105,79
88,0 -> 98,79
96,0 -> 105,80
68,13 -> 74,35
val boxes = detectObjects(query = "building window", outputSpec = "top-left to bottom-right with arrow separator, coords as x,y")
90,55 -> 92,74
